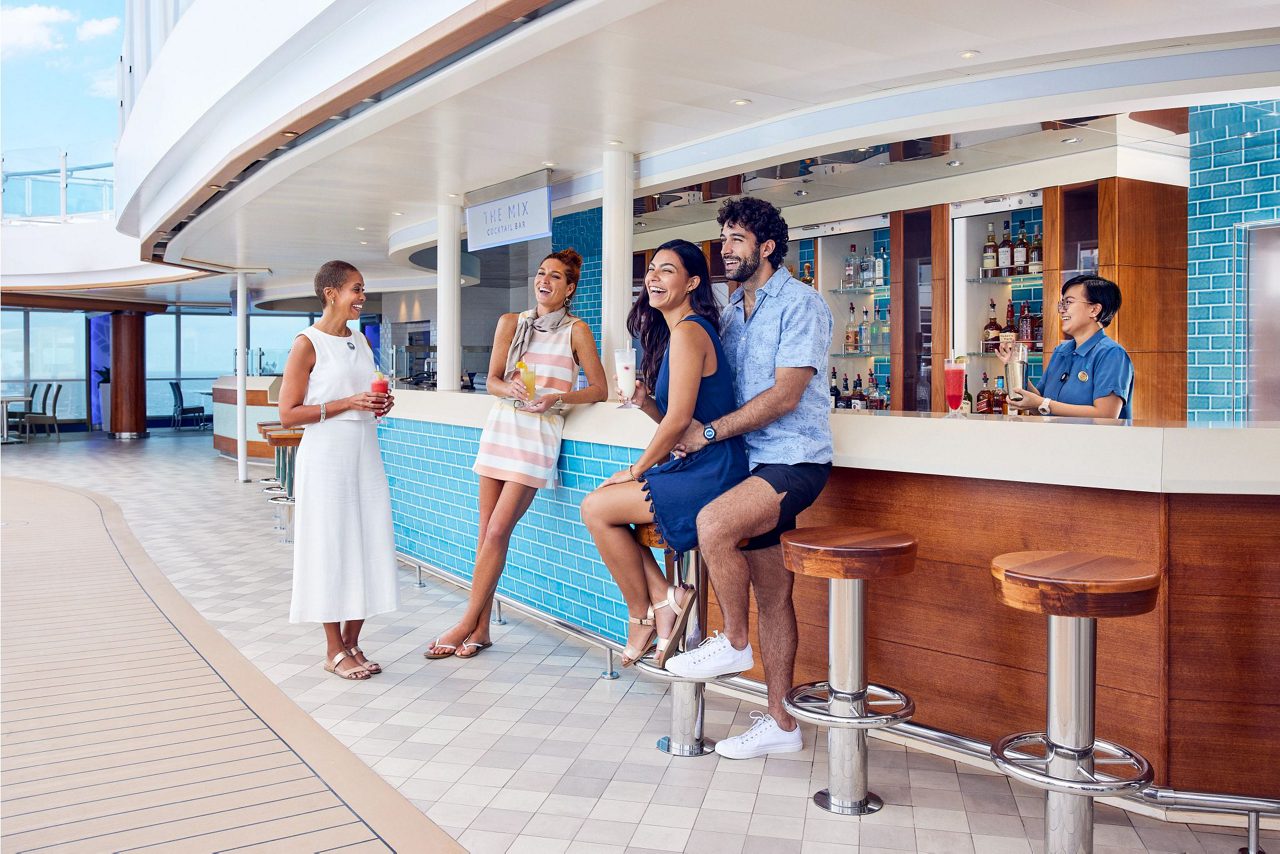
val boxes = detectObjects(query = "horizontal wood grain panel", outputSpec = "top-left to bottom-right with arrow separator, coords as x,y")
1168,494 -> 1280,598
212,388 -> 273,406
213,434 -> 273,459
1170,594 -> 1280,704
1169,699 -> 1280,796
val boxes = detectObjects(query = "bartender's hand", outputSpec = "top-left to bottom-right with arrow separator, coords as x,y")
671,419 -> 706,458
1006,388 -> 1042,411
995,341 -> 1015,365
521,394 -> 557,414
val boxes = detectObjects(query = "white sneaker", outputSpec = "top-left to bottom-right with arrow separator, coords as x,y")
664,631 -> 754,679
715,711 -> 803,760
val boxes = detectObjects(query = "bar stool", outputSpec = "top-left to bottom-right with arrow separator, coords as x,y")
257,421 -> 283,492
264,428 -> 304,543
988,551 -> 1160,854
631,522 -> 727,757
781,526 -> 917,816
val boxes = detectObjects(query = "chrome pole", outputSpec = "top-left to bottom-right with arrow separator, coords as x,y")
492,600 -> 507,625
1239,810 -> 1266,854
657,550 -> 713,756
1045,615 -> 1096,854
815,577 -> 882,815
600,648 -> 619,681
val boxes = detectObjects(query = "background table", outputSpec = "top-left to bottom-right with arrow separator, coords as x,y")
1,395 -> 32,444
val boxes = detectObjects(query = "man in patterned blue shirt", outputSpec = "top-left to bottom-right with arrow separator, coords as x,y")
665,197 -> 834,760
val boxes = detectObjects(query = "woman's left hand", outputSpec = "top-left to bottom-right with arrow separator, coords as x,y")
378,393 -> 395,417
602,467 -> 637,487
521,394 -> 557,414
1006,388 -> 1042,411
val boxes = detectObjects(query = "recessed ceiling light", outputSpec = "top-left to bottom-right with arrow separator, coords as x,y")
356,226 -> 366,231
207,184 -> 223,190
361,97 -> 377,104
1061,137 -> 1081,144
329,115 -> 344,121
448,193 -> 460,199
281,130 -> 299,138
730,98 -> 752,106
946,160 -> 963,167
794,189 -> 809,197
360,241 -> 369,245
857,147 -> 870,152
392,211 -> 403,216
606,139 -> 623,146
959,49 -> 981,60
542,161 -> 556,168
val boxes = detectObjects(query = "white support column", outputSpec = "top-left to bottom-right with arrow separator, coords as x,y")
436,203 -> 462,392
235,272 -> 249,483
601,149 -> 635,360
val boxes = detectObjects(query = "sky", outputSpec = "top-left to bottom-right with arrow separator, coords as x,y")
1,1 -> 125,166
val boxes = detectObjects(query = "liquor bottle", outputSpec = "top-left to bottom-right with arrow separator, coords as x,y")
842,373 -> 850,393
962,376 -> 974,415
873,246 -> 886,283
982,222 -> 998,278
854,373 -> 866,408
859,247 -> 873,285
1017,300 -> 1033,341
866,368 -> 880,410
859,308 -> 871,353
883,377 -> 891,409
976,371 -> 994,414
998,220 -> 1013,277
994,376 -> 1009,415
845,303 -> 857,354
879,307 -> 891,352
1013,221 -> 1029,276
1002,299 -> 1016,339
830,367 -> 840,408
844,244 -> 859,286
1028,226 -> 1044,275
982,298 -> 1002,353
801,262 -> 814,285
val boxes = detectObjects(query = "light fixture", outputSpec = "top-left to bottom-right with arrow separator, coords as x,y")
606,139 -> 623,146
730,98 -> 752,106
392,211 -> 403,216
361,97 -> 377,104
448,193 -> 460,199
281,130 -> 299,138
1061,137 -> 1081,144
328,115 -> 344,121
207,184 -> 223,191
542,161 -> 556,168
356,226 -> 366,231
794,189 -> 809,197
360,241 -> 369,245
857,147 -> 870,152
946,160 -> 963,167
959,49 -> 981,60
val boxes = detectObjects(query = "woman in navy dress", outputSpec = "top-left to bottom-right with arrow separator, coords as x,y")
581,239 -> 749,668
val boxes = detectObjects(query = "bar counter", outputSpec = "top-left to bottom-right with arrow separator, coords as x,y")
377,391 -> 1280,802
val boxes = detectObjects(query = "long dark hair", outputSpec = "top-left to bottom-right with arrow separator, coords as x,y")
627,239 -> 719,390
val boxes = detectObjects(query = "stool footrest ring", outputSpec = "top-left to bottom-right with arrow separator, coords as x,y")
783,681 -> 914,729
990,731 -> 1153,797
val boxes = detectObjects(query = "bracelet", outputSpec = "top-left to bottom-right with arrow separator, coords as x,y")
627,465 -> 638,482
319,402 -> 327,423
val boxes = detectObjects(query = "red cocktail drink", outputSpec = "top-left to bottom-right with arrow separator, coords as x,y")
944,361 -> 965,415
371,374 -> 389,418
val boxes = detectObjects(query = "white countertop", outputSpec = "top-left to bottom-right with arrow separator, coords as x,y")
385,389 -> 1280,496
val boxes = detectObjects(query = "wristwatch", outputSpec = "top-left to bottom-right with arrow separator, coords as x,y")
703,422 -> 717,443
1038,398 -> 1053,416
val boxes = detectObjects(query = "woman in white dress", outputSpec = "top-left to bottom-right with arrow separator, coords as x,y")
279,260 -> 399,680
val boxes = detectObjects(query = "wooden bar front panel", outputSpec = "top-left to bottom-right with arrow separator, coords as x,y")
707,470 -> 1280,798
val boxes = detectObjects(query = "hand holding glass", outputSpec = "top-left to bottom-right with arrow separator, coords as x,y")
614,348 -> 637,409
370,371 -> 389,418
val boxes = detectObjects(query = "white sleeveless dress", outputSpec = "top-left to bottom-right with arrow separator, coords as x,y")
289,326 -> 399,624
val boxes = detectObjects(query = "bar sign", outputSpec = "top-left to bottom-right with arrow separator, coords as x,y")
465,187 -> 552,251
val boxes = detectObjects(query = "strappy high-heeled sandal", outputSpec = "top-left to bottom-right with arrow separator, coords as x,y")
653,585 -> 697,668
621,606 -> 657,667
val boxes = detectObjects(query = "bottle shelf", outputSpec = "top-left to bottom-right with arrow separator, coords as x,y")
832,350 -> 890,359
829,278 -> 889,295
966,274 -> 1045,286
965,345 -> 1045,358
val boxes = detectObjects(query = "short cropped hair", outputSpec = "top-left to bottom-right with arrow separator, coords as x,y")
1063,273 -> 1122,328
716,197 -> 789,268
314,260 -> 359,302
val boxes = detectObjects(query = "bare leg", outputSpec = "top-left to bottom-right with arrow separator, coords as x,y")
746,545 -> 798,731
581,481 -> 677,650
324,622 -> 367,678
695,477 -> 785,649
427,477 -> 537,656
341,620 -> 379,671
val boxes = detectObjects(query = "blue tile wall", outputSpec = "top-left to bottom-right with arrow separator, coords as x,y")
552,208 -> 603,347
1187,100 -> 1279,421
379,417 -> 640,643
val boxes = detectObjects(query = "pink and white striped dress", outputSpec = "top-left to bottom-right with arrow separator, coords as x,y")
472,312 -> 580,489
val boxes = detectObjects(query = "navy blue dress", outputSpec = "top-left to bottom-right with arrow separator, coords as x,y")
641,315 -> 750,553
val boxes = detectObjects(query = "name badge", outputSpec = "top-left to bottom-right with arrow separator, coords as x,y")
1077,370 -> 1089,383
348,341 -> 356,350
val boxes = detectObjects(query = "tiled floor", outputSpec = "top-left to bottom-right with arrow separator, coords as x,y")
2,433 -> 1272,854
0,474 -> 455,853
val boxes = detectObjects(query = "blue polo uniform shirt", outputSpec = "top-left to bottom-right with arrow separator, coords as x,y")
1040,328 -> 1134,419
721,267 -> 834,466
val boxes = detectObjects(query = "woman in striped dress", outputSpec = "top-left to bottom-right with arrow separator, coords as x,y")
424,249 -> 607,660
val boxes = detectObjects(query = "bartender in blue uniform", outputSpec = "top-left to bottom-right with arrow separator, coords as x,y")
999,274 -> 1135,420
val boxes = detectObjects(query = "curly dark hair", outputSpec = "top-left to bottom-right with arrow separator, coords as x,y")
627,239 -> 719,391
716,196 -> 788,268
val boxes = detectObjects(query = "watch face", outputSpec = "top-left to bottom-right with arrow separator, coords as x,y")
703,426 -> 716,441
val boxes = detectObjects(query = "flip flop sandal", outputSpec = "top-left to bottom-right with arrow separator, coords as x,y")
347,646 -> 381,674
456,640 -> 493,659
423,639 -> 459,660
653,585 -> 697,668
324,651 -> 371,680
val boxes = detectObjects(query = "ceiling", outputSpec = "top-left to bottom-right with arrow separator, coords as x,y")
150,0 -> 1280,297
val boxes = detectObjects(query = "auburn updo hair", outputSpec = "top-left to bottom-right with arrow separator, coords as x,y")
541,249 -> 583,289
313,260 -> 359,303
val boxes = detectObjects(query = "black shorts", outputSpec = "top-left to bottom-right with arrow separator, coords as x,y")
742,462 -> 832,550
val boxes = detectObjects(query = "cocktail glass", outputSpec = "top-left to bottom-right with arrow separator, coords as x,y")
371,371 -> 389,419
614,348 -> 637,409
944,359 -> 965,417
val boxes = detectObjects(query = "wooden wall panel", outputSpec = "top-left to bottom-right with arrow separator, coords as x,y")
1167,494 -> 1280,597
930,203 -> 951,414
1113,178 -> 1188,271
889,210 -> 906,411
212,388 -> 273,406
1040,186 -> 1064,355
213,434 -> 273,459
1168,700 -> 1280,796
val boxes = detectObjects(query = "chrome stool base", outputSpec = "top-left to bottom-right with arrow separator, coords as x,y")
813,789 -> 882,816
656,735 -> 715,757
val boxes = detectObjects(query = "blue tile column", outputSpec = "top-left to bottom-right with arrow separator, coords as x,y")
552,208 -> 603,346
1187,100 -> 1280,421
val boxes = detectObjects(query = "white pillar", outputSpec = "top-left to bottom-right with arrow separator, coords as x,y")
601,149 -> 635,359
436,203 -> 462,392
235,272 -> 249,483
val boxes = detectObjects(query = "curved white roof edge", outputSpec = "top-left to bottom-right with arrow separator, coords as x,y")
0,218 -> 208,291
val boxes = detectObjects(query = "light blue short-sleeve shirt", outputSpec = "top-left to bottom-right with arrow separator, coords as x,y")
721,267 -> 834,466
1040,328 -> 1134,419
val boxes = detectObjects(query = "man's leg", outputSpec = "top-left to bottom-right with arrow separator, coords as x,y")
746,545 -> 798,730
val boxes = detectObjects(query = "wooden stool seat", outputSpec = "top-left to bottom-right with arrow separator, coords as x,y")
264,429 -> 304,449
781,526 -> 916,580
257,420 -> 282,439
633,522 -> 668,550
991,551 -> 1160,619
